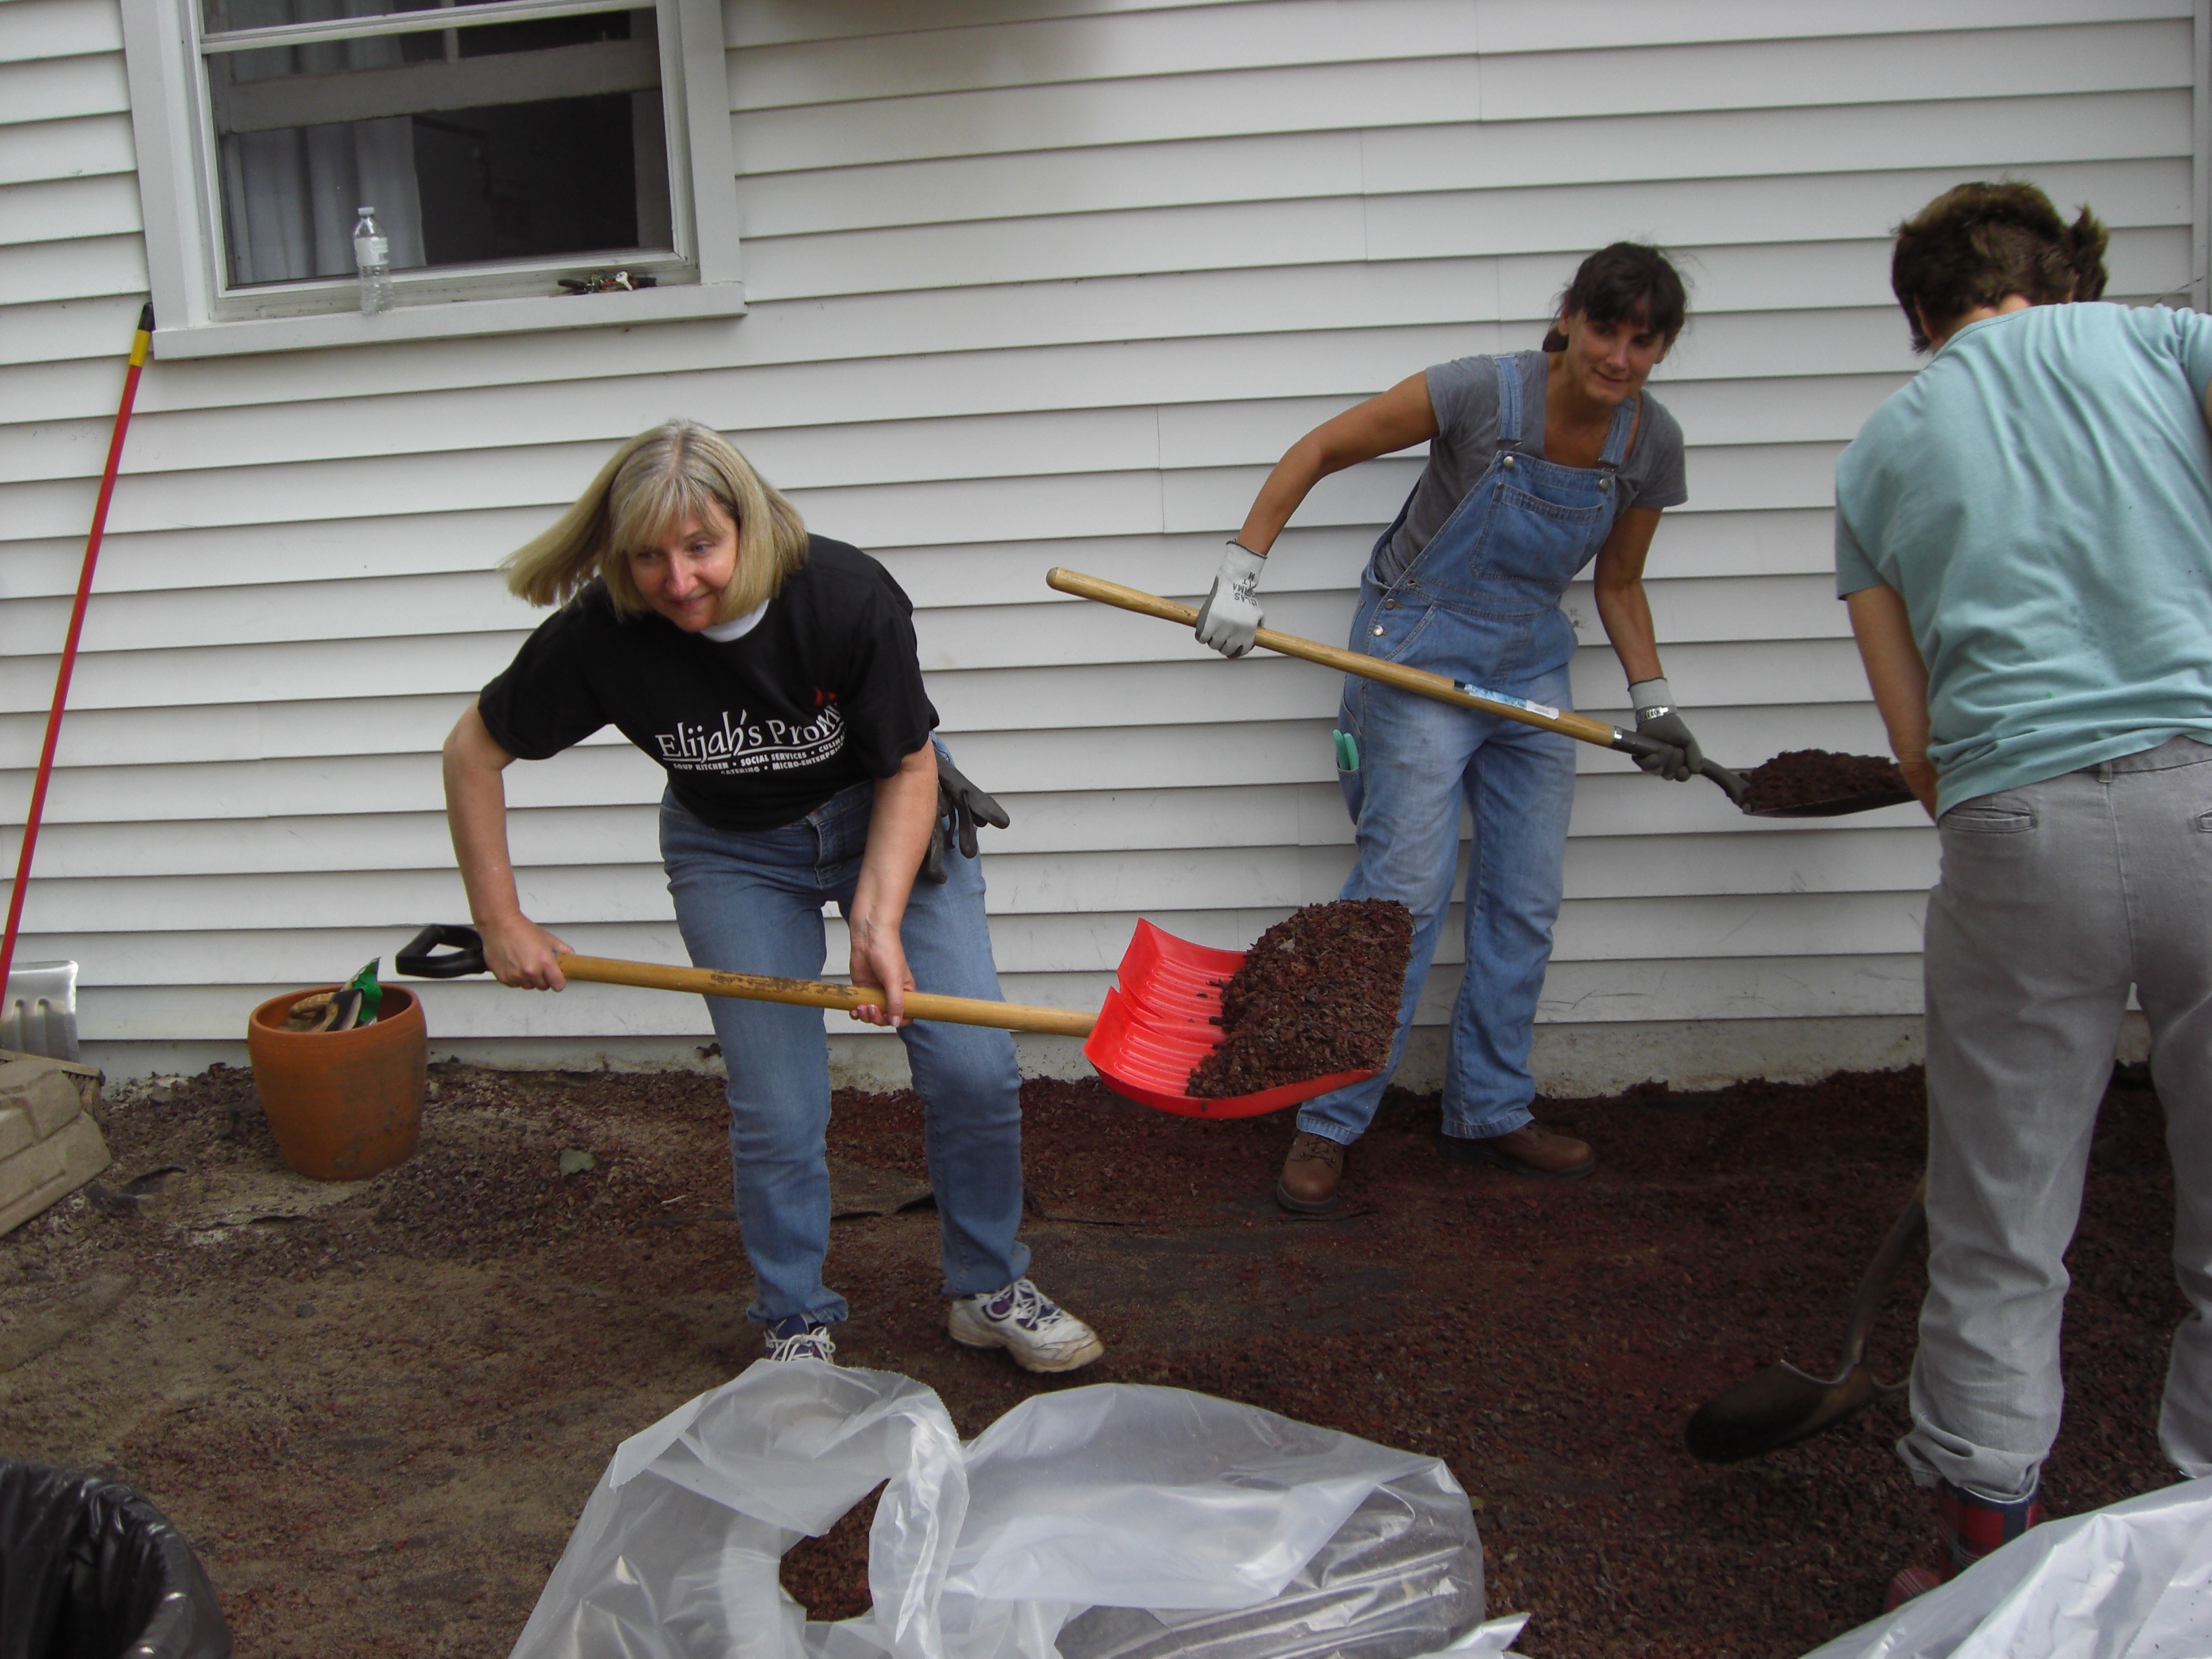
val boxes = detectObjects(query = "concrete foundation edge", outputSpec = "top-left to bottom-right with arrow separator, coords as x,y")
89,1013 -> 2155,1097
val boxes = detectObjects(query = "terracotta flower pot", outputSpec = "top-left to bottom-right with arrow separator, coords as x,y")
246,985 -> 426,1181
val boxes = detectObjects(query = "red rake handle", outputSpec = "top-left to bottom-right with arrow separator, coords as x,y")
1,304 -> 153,992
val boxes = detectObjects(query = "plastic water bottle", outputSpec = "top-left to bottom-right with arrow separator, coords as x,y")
351,205 -> 392,314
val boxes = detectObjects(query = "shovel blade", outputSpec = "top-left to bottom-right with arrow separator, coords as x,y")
1,960 -> 79,1063
1082,921 -> 1376,1119
1745,789 -> 1919,819
1684,1361 -> 1883,1464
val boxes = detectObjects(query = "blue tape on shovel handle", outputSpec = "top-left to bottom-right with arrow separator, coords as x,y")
1452,681 -> 1561,722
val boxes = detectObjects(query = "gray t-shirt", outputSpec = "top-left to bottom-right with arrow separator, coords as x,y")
1375,350 -> 1688,585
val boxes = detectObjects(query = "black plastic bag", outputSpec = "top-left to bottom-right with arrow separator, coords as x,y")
0,1461 -> 230,1659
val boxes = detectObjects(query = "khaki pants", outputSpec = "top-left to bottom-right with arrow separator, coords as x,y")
1906,735 -> 2212,1501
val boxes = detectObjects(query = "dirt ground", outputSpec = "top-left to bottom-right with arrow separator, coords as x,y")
0,1058 -> 2185,1658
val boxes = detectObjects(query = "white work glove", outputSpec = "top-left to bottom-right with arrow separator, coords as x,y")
1629,677 -> 1705,783
1195,541 -> 1267,659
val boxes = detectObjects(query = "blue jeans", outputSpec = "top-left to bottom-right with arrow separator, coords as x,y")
1296,583 -> 1578,1147
658,769 -> 1028,1326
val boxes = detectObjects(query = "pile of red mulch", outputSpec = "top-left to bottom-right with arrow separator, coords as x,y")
1187,899 -> 1412,1097
800,1063 -> 2184,1654
1739,750 -> 1909,813
10,1059 -> 2184,1659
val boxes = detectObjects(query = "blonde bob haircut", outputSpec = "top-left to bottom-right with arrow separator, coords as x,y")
501,420 -> 809,623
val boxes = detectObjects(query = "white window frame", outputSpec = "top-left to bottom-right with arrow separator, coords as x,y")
119,0 -> 743,359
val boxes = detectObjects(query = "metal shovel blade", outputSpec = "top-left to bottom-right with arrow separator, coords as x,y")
1,960 -> 80,1062
1684,1360 -> 1883,1463
1684,1176 -> 1927,1464
1744,787 -> 1919,819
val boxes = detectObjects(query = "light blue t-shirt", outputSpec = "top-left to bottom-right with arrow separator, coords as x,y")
1834,302 -> 2212,814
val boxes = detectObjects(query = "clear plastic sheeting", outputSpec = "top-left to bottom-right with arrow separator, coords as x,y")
508,1364 -> 1486,1659
951,1385 -> 1450,1610
1416,1618 -> 1530,1658
1052,1483 -> 1479,1659
508,1364 -> 964,1659
1801,1475 -> 2212,1659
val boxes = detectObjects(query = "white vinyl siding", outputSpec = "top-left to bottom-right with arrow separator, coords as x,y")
0,0 -> 2198,1073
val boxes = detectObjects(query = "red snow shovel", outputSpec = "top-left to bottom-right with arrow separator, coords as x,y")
397,921 -> 1372,1120
1082,919 -> 1376,1117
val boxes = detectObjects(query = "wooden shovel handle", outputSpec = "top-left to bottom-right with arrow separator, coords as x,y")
555,954 -> 1097,1038
1046,567 -> 1628,747
1835,1172 -> 1928,1376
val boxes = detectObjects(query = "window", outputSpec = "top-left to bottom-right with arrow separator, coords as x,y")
121,0 -> 741,356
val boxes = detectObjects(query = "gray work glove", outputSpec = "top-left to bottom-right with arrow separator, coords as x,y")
920,747 -> 1010,884
1629,677 -> 1704,783
1195,541 -> 1267,659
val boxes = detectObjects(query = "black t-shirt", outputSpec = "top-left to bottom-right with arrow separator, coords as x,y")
477,537 -> 939,833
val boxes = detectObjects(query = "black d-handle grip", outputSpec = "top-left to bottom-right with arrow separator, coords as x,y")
398,924 -> 487,978
1698,758 -> 1749,806
1612,731 -> 1750,806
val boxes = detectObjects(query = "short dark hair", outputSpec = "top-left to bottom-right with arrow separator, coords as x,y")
1540,243 -> 1688,352
1891,181 -> 2109,352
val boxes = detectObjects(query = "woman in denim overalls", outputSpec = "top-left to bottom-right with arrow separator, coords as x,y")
1193,245 -> 1707,1214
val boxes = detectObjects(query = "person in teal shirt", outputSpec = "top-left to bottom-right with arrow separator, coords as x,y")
1837,266 -> 2212,815
1837,181 -> 2212,1609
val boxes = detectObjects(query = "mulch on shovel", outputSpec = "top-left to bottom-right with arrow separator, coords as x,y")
1186,899 -> 1412,1097
1738,750 -> 1909,813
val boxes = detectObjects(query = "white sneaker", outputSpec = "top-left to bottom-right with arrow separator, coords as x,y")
764,1315 -> 837,1364
948,1278 -> 1103,1373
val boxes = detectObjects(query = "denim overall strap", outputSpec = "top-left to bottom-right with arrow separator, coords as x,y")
1364,354 -> 1634,595
1385,353 -> 1629,652
1364,355 -> 1530,607
1599,394 -> 1637,468
1496,345 -> 1525,449
1499,350 -> 1638,472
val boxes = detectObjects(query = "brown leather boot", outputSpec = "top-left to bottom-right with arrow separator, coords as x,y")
1276,1131 -> 1347,1214
1439,1121 -> 1595,1181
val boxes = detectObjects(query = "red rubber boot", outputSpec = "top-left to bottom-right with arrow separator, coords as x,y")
1885,1477 -> 2045,1611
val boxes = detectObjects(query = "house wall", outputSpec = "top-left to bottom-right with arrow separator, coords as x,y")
0,0 -> 2198,1085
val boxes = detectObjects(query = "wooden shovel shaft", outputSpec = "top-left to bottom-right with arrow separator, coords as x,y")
555,953 -> 1097,1038
1834,1172 -> 1929,1374
1046,567 -> 1630,748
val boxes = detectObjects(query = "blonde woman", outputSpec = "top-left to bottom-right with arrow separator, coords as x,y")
442,420 -> 1103,1373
